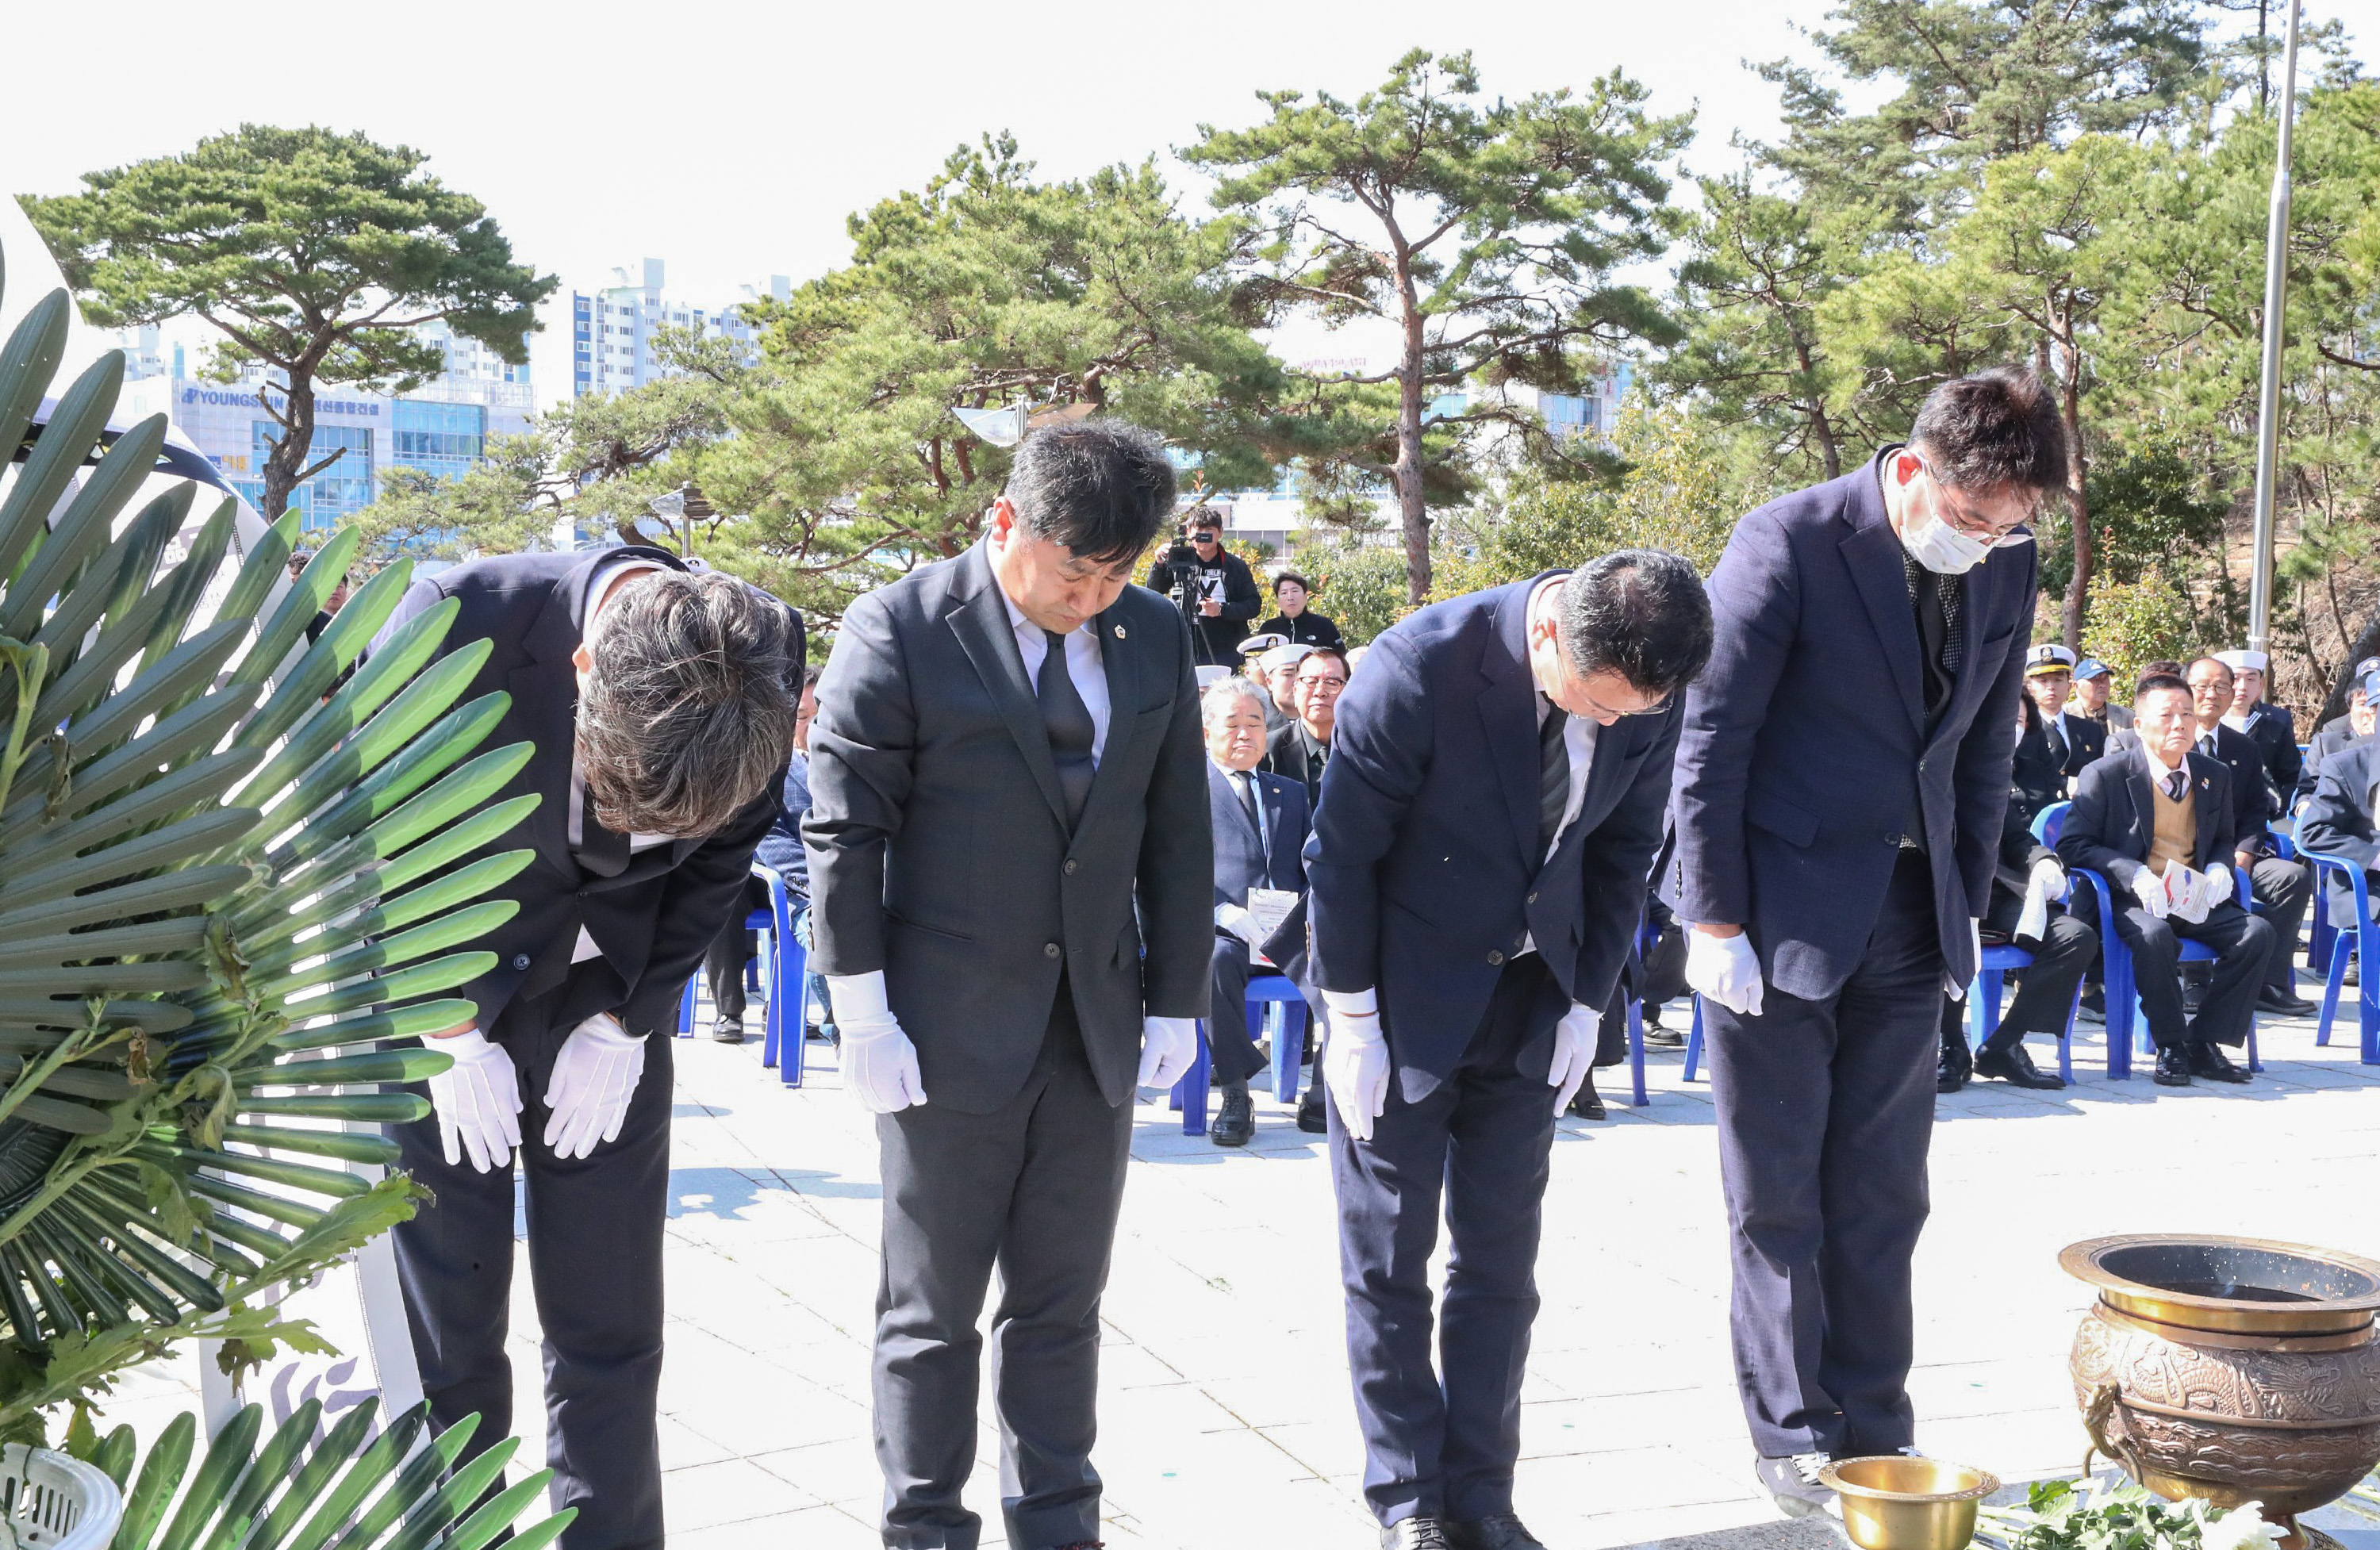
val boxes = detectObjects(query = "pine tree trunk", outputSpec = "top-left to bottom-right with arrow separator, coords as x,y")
2058,351 -> 2090,652
259,377 -> 321,523
1393,315 -> 1430,606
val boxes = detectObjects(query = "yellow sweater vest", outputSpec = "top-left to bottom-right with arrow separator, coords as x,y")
2148,773 -> 2196,877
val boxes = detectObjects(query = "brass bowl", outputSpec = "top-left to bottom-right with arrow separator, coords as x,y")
2059,1235 -> 2380,1337
1820,1456 -> 2000,1550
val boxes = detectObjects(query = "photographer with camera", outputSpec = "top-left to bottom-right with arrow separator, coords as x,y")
1146,506 -> 1261,667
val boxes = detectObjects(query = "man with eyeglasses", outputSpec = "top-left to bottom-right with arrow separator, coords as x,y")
1265,646 -> 1348,806
1145,506 -> 1262,667
1307,551 -> 1713,1550
1665,366 -> 2054,1517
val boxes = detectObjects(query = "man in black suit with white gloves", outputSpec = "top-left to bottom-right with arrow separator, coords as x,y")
1308,551 -> 1714,1550
374,550 -> 802,1550
804,421 -> 1211,1550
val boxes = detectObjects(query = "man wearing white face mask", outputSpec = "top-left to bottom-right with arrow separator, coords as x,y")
1664,367 -> 2057,1516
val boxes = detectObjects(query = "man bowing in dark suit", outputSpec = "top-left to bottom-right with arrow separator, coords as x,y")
1665,367 -> 2052,1514
1201,676 -> 1311,1147
1310,551 -> 1714,1550
374,551 -> 802,1550
804,421 -> 1210,1550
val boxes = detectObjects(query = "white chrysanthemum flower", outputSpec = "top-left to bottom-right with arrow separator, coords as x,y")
2202,1502 -> 2284,1550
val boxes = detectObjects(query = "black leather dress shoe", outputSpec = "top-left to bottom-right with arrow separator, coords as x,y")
712,1019 -> 745,1045
1449,1514 -> 1549,1550
2153,1047 -> 2194,1087
1937,1036 -> 1972,1093
1974,1042 -> 2066,1090
2256,988 -> 2317,1017
1567,1071 -> 1606,1121
1211,1080 -> 1254,1146
1296,1088 -> 1327,1134
1383,1518 -> 1457,1549
1645,1025 -> 1685,1048
2189,1042 -> 2251,1084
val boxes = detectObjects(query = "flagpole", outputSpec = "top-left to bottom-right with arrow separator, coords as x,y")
2247,0 -> 2302,658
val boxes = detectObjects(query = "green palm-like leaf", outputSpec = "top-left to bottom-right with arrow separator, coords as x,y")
90,1401 -> 570,1550
0,265 -> 541,1427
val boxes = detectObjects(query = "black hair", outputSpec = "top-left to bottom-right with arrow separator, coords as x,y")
1183,507 -> 1224,533
1556,551 -> 1714,697
1909,366 -> 2069,495
2136,660 -> 2185,693
1273,571 -> 1313,595
2135,672 -> 2191,706
1297,646 -> 1349,677
1002,420 -> 1176,567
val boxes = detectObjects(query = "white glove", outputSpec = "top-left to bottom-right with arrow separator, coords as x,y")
1215,904 -> 1261,946
424,1029 -> 522,1174
1684,929 -> 1764,1018
543,1011 -> 648,1160
1947,916 -> 1982,1000
2205,862 -> 2234,906
2132,869 -> 2171,919
1548,1003 -> 1595,1114
827,971 -> 927,1113
1319,988 -> 1391,1141
1137,1016 -> 1200,1089
2029,857 -> 2069,903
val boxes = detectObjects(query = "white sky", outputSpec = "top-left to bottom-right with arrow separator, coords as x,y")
7,0 -> 2371,410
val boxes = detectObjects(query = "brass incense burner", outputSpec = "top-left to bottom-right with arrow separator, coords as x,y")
2062,1234 -> 2380,1549
1821,1456 -> 2000,1550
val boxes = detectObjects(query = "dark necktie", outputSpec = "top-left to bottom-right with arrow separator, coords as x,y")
1038,629 -> 1096,828
1538,706 -> 1571,857
1233,771 -> 1261,837
2044,716 -> 2067,764
2163,769 -> 2187,803
2199,731 -> 2217,759
578,781 -> 630,878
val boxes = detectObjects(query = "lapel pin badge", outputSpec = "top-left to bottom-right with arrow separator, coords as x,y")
1113,624 -> 1127,639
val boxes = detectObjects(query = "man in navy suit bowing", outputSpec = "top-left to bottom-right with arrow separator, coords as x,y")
1665,367 -> 2055,1514
1309,552 -> 1714,1550
1200,676 -> 1312,1146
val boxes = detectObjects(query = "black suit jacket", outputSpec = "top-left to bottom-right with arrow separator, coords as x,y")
2045,709 -> 2106,777
2194,722 -> 2272,856
2234,704 -> 2301,810
366,547 -> 793,1038
2296,733 -> 2380,918
2301,716 -> 2365,803
2056,746 -> 2238,892
803,543 -> 1211,1113
1307,574 -> 1681,1100
1262,718 -> 1327,805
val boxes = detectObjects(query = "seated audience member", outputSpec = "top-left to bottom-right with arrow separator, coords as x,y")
703,666 -> 823,1044
2297,667 -> 2380,934
2220,648 -> 2301,807
1264,644 -> 1346,805
2057,674 -> 2273,1087
1940,694 -> 2098,1092
1257,571 -> 1345,650
2106,661 -> 2187,758
2024,643 -> 2106,782
1257,640 -> 1311,730
2186,656 -> 2314,1015
1345,643 -> 1370,676
2074,657 -> 2129,731
1238,633 -> 1290,732
2299,655 -> 2380,802
1576,889 -> 1690,1118
1201,677 -> 1313,1148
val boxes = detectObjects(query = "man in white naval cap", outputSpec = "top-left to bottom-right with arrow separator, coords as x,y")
1238,632 -> 1292,733
2217,648 -> 2301,813
2022,644 -> 2105,783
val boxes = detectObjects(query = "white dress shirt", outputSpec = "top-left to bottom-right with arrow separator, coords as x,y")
998,570 -> 1111,765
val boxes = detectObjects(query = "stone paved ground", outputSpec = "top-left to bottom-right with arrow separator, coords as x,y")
107,992 -> 2380,1548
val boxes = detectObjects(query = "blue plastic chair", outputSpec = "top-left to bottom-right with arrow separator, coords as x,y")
2301,851 -> 2380,1064
678,863 -> 808,1087
1172,975 -> 1312,1135
1683,996 -> 1706,1084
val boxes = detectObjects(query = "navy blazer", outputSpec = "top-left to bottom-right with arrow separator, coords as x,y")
1306,574 -> 1681,1100
2056,745 -> 2238,891
2296,733 -> 2380,919
1208,761 -> 1308,913
1664,454 -> 2035,999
